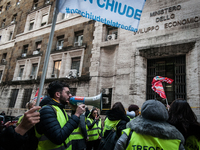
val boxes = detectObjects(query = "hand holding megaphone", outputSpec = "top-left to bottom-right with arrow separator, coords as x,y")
74,104 -> 85,117
69,93 -> 103,110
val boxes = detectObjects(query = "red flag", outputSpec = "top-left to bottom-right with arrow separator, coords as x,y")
33,88 -> 43,102
35,88 -> 39,97
151,76 -> 174,99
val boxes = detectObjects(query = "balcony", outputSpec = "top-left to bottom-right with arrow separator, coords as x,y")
17,51 -> 43,60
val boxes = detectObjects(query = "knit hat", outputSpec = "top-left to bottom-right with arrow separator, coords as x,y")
141,100 -> 168,121
128,104 -> 139,112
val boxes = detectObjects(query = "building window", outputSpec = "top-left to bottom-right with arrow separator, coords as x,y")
106,26 -> 118,40
29,19 -> 34,30
31,63 -> 38,76
74,31 -> 83,47
21,89 -> 32,108
71,57 -> 80,76
45,0 -> 50,4
0,35 -> 2,41
18,65 -> 24,77
16,0 -> 21,5
146,55 -> 186,103
52,60 -> 61,77
0,70 -> 3,80
8,31 -> 13,41
101,88 -> 112,115
11,14 -> 17,23
2,53 -> 7,63
23,45 -> 28,54
36,41 -> 42,51
9,89 -> 19,108
62,13 -> 70,20
56,36 -> 64,50
33,0 -> 38,10
6,2 -> 11,10
2,19 -> 6,28
41,14 -> 48,26
0,6 -> 2,14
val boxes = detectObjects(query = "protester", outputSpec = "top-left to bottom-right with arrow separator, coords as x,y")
0,106 -> 40,150
114,100 -> 185,150
86,108 -> 102,150
128,104 -> 139,117
168,99 -> 200,149
17,99 -> 36,126
103,102 -> 130,139
70,113 -> 88,150
85,107 -> 90,118
35,80 -> 85,150
0,111 -> 5,116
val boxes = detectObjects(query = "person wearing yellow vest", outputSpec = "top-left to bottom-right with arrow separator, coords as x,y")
114,100 -> 185,150
70,113 -> 88,150
128,104 -> 139,117
86,108 -> 102,150
103,102 -> 130,139
0,106 -> 41,150
168,99 -> 200,150
35,80 -> 85,150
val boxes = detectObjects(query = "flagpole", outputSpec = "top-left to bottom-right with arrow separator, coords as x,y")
36,0 -> 59,106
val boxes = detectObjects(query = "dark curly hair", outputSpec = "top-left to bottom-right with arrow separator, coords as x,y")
47,80 -> 69,98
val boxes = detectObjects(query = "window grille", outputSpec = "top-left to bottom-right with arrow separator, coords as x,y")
146,55 -> 186,104
9,89 -> 19,108
21,89 -> 33,108
71,57 -> 80,76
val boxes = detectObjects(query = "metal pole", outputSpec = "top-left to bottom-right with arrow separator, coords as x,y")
36,0 -> 59,106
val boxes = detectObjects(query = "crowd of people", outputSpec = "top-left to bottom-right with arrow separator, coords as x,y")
0,80 -> 199,150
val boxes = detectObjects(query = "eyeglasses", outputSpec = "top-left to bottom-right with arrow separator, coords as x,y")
66,91 -> 70,95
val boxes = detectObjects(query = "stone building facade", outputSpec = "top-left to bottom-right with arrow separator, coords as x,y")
0,0 -> 199,120
90,0 -> 200,119
0,0 -> 95,116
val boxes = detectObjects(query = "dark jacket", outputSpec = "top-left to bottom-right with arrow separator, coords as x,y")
104,109 -> 130,138
35,96 -> 80,145
0,126 -> 27,150
71,112 -> 87,150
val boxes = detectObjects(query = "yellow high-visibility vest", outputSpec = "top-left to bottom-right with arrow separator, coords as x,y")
123,128 -> 181,150
86,117 -> 102,141
35,105 -> 72,150
185,135 -> 200,150
102,118 -> 120,137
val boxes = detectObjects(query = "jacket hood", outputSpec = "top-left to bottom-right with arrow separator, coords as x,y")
126,116 -> 185,144
141,100 -> 169,121
106,109 -> 129,122
39,96 -> 65,109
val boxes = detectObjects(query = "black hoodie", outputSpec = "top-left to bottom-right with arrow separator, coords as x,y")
35,96 -> 80,145
104,109 -> 130,138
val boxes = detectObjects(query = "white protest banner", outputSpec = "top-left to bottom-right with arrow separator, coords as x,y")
58,0 -> 146,32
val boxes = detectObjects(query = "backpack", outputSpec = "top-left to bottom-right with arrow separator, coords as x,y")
98,128 -> 118,150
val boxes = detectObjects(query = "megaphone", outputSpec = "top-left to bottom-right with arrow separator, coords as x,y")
126,111 -> 135,119
69,93 -> 103,110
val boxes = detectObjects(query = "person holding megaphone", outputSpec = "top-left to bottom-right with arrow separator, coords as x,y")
35,80 -> 85,150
